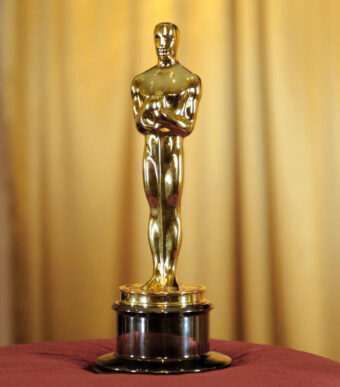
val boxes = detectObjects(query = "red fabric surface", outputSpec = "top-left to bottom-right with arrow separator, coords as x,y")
0,339 -> 339,386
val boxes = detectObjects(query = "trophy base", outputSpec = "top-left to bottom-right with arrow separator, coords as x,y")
94,351 -> 232,374
94,283 -> 232,374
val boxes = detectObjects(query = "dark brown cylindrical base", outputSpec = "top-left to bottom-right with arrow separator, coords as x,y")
94,302 -> 231,374
116,303 -> 211,359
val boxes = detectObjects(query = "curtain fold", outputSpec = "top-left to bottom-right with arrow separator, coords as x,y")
0,96 -> 13,346
1,0 -> 339,360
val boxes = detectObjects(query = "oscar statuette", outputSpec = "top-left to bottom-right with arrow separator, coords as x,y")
94,22 -> 232,374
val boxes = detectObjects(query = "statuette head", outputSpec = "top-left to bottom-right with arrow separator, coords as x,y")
154,22 -> 179,67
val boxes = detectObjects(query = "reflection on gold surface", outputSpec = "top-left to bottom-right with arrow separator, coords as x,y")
118,283 -> 206,308
131,23 -> 201,292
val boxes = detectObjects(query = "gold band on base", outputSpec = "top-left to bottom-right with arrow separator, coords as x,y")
119,283 -> 206,308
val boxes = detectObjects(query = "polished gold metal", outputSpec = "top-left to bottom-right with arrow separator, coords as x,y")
131,22 -> 201,293
118,283 -> 206,308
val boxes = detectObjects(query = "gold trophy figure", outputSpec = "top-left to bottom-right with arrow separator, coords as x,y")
131,22 -> 201,292
94,23 -> 232,374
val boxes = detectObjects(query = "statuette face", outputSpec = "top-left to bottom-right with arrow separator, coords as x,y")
131,22 -> 201,292
154,22 -> 178,63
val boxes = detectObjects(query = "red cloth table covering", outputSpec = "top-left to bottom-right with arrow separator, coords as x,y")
0,339 -> 339,386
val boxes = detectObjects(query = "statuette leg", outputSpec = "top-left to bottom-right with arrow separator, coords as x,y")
142,134 -> 183,292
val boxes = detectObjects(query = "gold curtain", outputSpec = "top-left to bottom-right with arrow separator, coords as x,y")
1,0 -> 339,360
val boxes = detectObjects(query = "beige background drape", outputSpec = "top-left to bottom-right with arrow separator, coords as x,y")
0,0 -> 339,361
